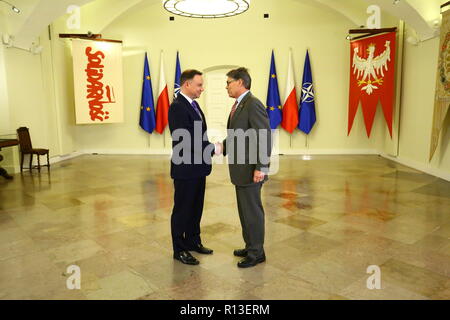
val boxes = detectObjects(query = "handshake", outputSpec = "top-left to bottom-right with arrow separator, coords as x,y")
214,142 -> 223,156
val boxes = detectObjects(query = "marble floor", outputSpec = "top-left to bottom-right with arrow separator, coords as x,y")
0,154 -> 449,300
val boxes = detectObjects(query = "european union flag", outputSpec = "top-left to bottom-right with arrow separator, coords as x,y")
174,51 -> 181,98
266,50 -> 283,129
139,52 -> 156,133
298,50 -> 316,134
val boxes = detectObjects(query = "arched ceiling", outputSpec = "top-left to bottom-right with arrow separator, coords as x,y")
361,0 -> 442,40
0,0 -> 445,49
0,0 -> 92,48
296,0 -> 369,27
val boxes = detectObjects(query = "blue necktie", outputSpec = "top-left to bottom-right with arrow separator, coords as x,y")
191,101 -> 203,120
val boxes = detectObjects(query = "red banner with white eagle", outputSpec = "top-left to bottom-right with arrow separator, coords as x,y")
348,32 -> 396,138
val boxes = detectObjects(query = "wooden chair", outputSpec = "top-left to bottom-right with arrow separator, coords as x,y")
16,127 -> 50,172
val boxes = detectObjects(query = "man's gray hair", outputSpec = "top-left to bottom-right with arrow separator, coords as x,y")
226,67 -> 251,89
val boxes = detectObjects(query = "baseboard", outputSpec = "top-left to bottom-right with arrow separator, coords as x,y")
49,152 -> 84,164
80,149 -> 172,155
277,149 -> 379,155
380,153 -> 450,181
79,149 -> 378,156
17,152 -> 84,172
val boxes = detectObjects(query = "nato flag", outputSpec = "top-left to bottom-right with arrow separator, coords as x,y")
298,50 -> 316,134
174,51 -> 181,98
139,52 -> 156,133
266,50 -> 283,129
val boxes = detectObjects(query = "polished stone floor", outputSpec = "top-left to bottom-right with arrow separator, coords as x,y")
0,155 -> 449,300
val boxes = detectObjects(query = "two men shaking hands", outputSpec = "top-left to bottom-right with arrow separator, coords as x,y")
168,67 -> 272,268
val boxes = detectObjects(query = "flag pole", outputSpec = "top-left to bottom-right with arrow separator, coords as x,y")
163,129 -> 166,148
160,50 -> 164,151
288,47 -> 293,151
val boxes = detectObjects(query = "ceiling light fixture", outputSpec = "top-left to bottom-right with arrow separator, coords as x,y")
0,0 -> 20,13
163,0 -> 250,18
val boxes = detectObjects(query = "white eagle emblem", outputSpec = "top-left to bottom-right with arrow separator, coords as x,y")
352,41 -> 391,95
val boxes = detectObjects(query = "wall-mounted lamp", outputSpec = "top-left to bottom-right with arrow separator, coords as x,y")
2,35 -> 43,54
406,36 -> 419,46
2,34 -> 13,47
431,19 -> 441,29
0,0 -> 20,13
30,43 -> 43,55
406,28 -> 420,46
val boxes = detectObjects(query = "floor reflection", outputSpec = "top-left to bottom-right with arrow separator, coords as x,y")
0,154 -> 449,299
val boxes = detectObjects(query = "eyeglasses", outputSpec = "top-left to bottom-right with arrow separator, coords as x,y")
226,79 -> 237,86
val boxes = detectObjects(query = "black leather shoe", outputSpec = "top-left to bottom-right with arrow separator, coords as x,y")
237,254 -> 266,268
173,251 -> 199,265
233,249 -> 247,257
190,244 -> 213,255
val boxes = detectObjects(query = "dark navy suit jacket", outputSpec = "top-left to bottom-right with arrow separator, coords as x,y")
168,94 -> 214,180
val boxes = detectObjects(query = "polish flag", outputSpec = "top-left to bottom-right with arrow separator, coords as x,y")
281,51 -> 299,133
155,52 -> 170,134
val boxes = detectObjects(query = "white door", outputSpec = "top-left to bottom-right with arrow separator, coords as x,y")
204,69 -> 236,143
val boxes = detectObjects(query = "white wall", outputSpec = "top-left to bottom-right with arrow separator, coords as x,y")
395,27 -> 450,178
1,0 -> 448,179
0,13 -> 11,134
46,20 -> 77,156
0,46 -> 10,135
0,13 -> 15,172
73,0 -> 390,155
0,23 -> 68,171
5,47 -> 49,146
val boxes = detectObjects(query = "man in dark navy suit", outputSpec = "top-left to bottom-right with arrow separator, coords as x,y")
168,69 -> 217,265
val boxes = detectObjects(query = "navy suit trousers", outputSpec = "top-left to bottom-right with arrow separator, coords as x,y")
171,177 -> 206,253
